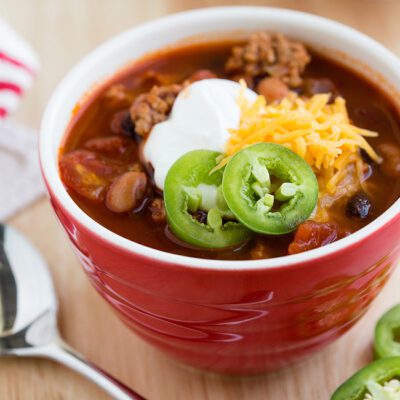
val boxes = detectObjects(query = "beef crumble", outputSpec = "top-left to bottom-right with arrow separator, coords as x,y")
225,32 -> 311,87
60,34 -> 400,260
129,83 -> 183,137
129,69 -> 218,137
129,32 -> 312,139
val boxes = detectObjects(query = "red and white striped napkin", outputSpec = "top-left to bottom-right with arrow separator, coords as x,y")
0,18 -> 39,118
0,18 -> 44,220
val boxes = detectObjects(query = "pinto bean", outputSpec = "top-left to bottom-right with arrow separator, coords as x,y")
84,136 -> 133,158
378,142 -> 400,178
188,69 -> 218,82
105,171 -> 147,213
256,77 -> 289,102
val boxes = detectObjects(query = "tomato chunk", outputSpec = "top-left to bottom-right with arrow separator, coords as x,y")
84,136 -> 134,159
59,150 -> 124,201
288,221 -> 349,254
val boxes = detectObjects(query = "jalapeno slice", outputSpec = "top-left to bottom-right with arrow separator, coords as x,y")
331,357 -> 400,400
164,150 -> 251,249
375,304 -> 400,359
222,143 -> 318,235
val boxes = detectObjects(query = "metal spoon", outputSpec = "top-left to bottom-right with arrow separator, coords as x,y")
0,224 -> 144,400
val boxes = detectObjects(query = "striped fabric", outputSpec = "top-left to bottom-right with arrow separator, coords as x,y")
0,18 -> 39,118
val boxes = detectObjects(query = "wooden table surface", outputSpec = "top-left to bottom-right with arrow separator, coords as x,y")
2,0 -> 400,399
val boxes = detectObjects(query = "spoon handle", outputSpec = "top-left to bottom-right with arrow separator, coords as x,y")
36,340 -> 145,400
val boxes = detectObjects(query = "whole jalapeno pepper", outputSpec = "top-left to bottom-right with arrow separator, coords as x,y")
331,357 -> 400,400
222,143 -> 319,235
164,150 -> 251,249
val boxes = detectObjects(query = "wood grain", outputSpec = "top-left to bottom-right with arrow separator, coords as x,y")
1,0 -> 400,399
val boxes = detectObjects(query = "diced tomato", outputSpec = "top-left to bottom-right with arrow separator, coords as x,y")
59,150 -> 124,201
84,136 -> 134,159
288,221 -> 349,255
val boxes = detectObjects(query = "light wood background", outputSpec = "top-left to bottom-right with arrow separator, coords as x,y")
1,0 -> 400,399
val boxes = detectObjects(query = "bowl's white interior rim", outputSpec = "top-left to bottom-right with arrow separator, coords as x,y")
40,6 -> 400,271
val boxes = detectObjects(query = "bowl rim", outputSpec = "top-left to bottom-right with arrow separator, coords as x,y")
40,6 -> 400,271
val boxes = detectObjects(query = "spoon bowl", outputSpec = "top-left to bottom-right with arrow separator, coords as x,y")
0,225 -> 57,351
0,224 -> 143,399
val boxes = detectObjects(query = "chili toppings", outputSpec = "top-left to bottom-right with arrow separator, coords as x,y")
59,31 -> 400,259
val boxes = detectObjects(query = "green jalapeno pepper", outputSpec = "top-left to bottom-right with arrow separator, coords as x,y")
375,304 -> 400,359
331,357 -> 400,400
164,150 -> 251,249
222,143 -> 318,235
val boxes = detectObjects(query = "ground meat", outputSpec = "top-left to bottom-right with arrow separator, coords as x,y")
148,198 -> 166,224
225,32 -> 311,87
103,84 -> 133,106
129,83 -> 183,137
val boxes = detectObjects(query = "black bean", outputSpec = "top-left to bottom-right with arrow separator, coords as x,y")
353,106 -> 384,125
301,78 -> 338,102
359,148 -> 375,165
121,112 -> 137,138
346,192 -> 373,219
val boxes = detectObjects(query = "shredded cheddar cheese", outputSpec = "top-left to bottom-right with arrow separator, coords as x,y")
217,86 -> 382,197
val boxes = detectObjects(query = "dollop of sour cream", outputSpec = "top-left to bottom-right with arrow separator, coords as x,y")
143,79 -> 257,190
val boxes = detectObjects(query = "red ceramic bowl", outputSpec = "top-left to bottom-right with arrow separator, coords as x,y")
40,7 -> 400,374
